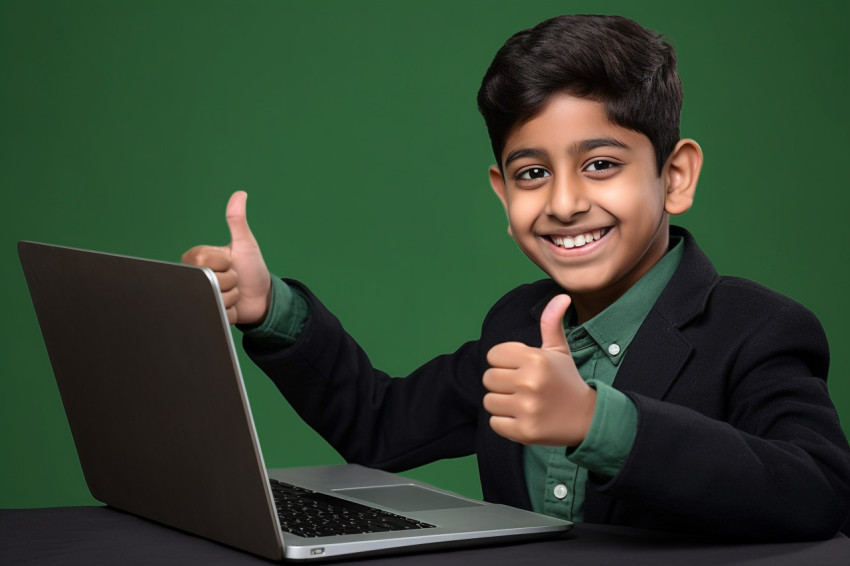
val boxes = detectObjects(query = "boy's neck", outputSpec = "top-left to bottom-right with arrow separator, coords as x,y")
568,225 -> 672,325
572,294 -> 622,326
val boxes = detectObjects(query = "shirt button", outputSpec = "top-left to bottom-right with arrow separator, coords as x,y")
608,343 -> 621,356
553,484 -> 569,500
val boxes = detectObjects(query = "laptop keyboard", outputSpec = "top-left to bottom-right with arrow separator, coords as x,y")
270,479 -> 436,538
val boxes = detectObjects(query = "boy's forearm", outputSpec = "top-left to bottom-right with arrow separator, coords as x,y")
242,279 -> 483,470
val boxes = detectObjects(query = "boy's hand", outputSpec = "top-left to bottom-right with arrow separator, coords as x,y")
483,294 -> 596,446
181,191 -> 271,326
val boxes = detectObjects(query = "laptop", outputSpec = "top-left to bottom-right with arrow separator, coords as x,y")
17,241 -> 571,561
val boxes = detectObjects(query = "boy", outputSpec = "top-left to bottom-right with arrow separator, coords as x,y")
183,15 -> 850,539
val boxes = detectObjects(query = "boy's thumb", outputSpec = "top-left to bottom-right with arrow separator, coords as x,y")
225,191 -> 257,247
539,294 -> 571,353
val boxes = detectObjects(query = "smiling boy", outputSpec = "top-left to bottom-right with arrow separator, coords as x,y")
183,15 -> 850,539
482,91 -> 700,450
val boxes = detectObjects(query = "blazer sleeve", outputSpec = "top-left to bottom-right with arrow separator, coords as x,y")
242,279 -> 488,472
596,281 -> 850,540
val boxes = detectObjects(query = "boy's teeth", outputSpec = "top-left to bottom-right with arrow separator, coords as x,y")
551,229 -> 605,249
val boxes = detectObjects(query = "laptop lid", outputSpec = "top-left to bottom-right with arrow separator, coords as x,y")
18,241 -> 284,559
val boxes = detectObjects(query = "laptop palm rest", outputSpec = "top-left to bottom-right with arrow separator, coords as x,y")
334,485 -> 483,512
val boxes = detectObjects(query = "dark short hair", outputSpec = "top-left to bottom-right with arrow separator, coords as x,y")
477,14 -> 682,174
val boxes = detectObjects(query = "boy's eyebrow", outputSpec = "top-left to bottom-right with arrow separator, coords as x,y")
572,137 -> 630,154
503,147 -> 546,168
503,137 -> 630,168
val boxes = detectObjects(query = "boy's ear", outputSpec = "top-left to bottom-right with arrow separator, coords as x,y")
489,165 -> 508,209
663,139 -> 703,216
489,165 -> 514,237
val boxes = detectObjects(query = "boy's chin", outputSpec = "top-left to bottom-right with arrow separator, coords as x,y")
524,247 -> 614,296
542,269 -> 612,297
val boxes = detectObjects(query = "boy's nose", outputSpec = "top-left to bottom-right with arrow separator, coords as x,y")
544,176 -> 590,221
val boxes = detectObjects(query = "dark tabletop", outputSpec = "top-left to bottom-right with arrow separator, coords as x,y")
2,506 -> 848,565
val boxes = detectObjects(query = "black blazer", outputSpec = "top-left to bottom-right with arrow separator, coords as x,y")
246,226 -> 850,540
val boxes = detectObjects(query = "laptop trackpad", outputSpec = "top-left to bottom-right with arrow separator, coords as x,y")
335,485 -> 483,512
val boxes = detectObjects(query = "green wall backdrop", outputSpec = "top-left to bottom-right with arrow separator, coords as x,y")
3,0 -> 849,507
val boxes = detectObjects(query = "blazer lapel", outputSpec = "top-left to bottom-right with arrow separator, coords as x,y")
611,310 -> 694,399
582,226 -> 719,524
613,225 -> 718,398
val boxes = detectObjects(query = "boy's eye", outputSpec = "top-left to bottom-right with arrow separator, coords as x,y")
583,159 -> 622,178
585,159 -> 617,171
517,167 -> 550,180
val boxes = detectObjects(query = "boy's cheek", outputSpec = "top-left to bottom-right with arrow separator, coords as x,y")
505,198 -> 541,232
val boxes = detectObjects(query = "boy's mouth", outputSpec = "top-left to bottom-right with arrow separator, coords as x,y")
547,228 -> 610,249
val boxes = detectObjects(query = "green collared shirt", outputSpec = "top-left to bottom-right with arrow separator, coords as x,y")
523,237 -> 683,521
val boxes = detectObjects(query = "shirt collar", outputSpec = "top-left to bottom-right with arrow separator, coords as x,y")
564,236 -> 684,366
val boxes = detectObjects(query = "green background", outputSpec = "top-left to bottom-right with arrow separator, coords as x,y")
3,0 -> 849,507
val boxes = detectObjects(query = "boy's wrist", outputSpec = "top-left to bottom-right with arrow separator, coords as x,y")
577,385 -> 598,444
566,381 -> 638,478
239,276 -> 310,346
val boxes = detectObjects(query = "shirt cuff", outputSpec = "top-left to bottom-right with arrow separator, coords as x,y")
566,380 -> 638,478
239,276 -> 310,347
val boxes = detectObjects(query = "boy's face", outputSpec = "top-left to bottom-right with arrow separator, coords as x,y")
489,93 -> 691,321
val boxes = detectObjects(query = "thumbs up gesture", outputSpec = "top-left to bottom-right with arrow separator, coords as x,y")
181,191 -> 272,325
483,294 -> 597,446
